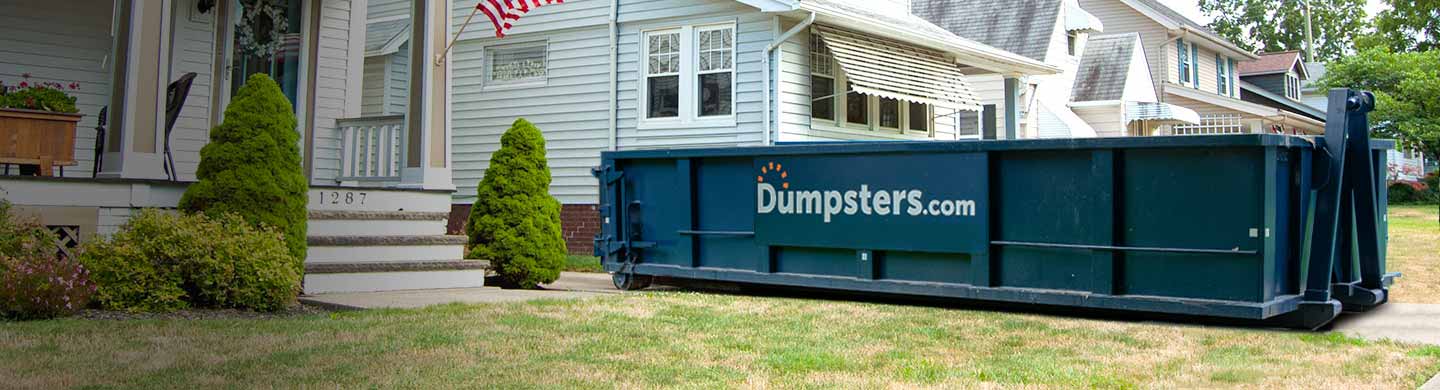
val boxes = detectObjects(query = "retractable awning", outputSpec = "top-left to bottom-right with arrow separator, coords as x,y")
814,24 -> 982,111
1126,101 -> 1200,124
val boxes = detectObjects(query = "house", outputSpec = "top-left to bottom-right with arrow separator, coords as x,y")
913,0 -> 1197,138
1298,61 -> 1430,182
0,0 -> 475,293
444,0 -> 1060,252
1236,51 -> 1324,135
1078,0 -> 1323,135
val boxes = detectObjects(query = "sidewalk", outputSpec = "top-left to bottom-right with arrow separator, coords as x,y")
301,272 -> 617,309
1331,303 -> 1440,346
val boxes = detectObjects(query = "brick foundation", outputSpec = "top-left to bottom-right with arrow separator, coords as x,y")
448,203 -> 600,256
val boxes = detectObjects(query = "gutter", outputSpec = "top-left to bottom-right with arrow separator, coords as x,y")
763,11 -> 815,145
607,0 -> 619,150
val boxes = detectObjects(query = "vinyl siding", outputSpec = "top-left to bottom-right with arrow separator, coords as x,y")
450,0 -> 612,205
1073,104 -> 1125,136
1078,0 -> 1167,100
1244,73 -> 1286,97
368,0 -> 410,20
167,2 -> 218,182
359,46 -> 409,116
310,0 -> 360,184
0,0 -> 115,178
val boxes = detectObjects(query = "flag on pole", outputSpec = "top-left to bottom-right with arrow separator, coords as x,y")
476,0 -> 565,38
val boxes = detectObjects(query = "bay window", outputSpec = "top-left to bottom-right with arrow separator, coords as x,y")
810,32 -> 935,137
641,23 -> 736,125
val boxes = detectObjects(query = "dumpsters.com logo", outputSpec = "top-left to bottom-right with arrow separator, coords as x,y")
756,161 -> 977,223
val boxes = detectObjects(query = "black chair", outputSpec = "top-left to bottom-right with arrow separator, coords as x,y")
92,106 -> 107,177
163,72 -> 197,181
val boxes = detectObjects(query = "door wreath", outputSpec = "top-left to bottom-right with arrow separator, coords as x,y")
236,0 -> 289,58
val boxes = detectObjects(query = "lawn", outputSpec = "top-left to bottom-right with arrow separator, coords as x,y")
565,255 -> 603,273
0,208 -> 1437,389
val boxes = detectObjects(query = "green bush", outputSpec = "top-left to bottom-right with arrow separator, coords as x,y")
180,74 -> 308,265
1388,182 -> 1426,204
0,200 -> 95,320
466,118 -> 566,288
1424,172 -> 1439,196
79,210 -> 301,312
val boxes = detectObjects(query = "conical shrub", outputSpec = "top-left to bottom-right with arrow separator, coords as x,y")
179,74 -> 308,270
466,118 -> 566,288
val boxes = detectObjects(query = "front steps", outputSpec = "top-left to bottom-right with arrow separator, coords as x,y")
304,187 -> 483,294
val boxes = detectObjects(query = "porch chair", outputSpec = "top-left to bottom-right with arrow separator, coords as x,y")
92,107 -> 107,177
163,72 -> 198,181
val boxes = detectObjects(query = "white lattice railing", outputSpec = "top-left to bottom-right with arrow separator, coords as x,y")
1171,114 -> 1246,135
337,115 -> 405,182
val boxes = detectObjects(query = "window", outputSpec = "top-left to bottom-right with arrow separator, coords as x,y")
645,30 -> 681,119
1172,114 -> 1245,135
485,43 -> 548,85
1228,58 -> 1238,97
810,34 -> 835,121
1216,54 -> 1227,95
846,83 -> 868,125
640,24 -> 736,124
1177,39 -> 1191,84
1066,32 -> 1079,56
908,102 -> 929,132
696,25 -> 734,117
1285,73 -> 1301,100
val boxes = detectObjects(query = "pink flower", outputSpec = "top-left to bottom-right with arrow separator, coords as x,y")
69,82 -> 80,90
18,81 -> 28,88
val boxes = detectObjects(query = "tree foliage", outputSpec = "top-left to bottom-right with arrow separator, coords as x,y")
1372,0 -> 1440,52
179,74 -> 309,265
1199,0 -> 1369,62
465,118 -> 566,289
1318,48 -> 1440,163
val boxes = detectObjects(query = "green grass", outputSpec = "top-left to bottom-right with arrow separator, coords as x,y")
1,210 -> 1438,388
565,255 -> 603,273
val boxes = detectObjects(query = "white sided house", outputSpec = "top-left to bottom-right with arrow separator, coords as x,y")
446,0 -> 1059,252
0,0 -> 478,294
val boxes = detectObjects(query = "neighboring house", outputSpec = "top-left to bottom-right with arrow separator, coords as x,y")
1,0 -> 473,294
445,0 -> 1059,252
1070,33 -> 1198,136
1236,51 -> 1322,135
361,0 -> 413,117
913,0 -> 1196,138
1077,0 -> 1324,135
1298,61 -> 1429,182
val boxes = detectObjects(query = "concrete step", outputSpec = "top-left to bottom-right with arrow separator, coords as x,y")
306,235 -> 468,263
308,210 -> 451,236
307,186 -> 453,213
302,261 -> 490,294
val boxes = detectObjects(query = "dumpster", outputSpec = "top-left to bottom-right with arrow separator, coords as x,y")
593,88 -> 1397,329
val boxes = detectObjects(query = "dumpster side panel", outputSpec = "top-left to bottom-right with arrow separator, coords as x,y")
695,157 -> 765,270
1120,148 -> 1265,302
624,159 -> 689,267
993,150 -> 1109,292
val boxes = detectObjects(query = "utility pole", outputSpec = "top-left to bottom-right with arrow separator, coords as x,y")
1303,0 -> 1314,62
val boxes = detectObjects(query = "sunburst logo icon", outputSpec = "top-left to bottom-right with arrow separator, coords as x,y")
758,161 -> 789,189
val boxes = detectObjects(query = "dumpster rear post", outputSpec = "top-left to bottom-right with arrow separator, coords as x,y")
593,88 -> 1397,329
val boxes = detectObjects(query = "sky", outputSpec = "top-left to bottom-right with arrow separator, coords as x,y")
1157,0 -> 1391,24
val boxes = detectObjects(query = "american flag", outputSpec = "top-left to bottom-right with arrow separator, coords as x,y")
476,0 -> 565,38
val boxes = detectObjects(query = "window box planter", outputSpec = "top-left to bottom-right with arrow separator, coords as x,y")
0,108 -> 81,176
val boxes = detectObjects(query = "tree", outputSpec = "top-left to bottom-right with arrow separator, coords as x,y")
1373,0 -> 1440,52
465,118 -> 566,289
179,74 -> 309,267
1199,0 -> 1369,62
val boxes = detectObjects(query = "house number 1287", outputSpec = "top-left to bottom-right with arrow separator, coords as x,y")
318,191 -> 367,205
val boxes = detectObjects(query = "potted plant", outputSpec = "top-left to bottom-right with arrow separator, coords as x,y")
0,74 -> 82,176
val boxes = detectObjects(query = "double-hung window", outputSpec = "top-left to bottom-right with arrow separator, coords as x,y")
1177,39 -> 1191,85
809,34 -> 836,121
810,31 -> 934,137
1216,54 -> 1227,95
641,24 -> 736,125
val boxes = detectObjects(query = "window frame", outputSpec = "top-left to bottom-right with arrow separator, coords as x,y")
1215,53 -> 1227,95
637,23 -> 738,129
1066,31 -> 1079,56
807,31 -> 937,138
1285,72 -> 1301,100
482,40 -> 550,90
1177,40 -> 1191,85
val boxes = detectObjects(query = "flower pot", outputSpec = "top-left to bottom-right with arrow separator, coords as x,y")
0,108 -> 81,176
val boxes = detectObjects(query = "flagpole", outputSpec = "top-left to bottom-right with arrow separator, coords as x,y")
436,6 -> 482,66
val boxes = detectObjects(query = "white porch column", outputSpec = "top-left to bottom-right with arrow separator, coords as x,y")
99,0 -> 174,180
398,0 -> 455,190
1003,77 -> 1021,140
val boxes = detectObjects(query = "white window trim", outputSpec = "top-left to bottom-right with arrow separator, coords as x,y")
637,23 -> 737,130
481,40 -> 550,91
807,38 -> 938,139
1285,72 -> 1301,100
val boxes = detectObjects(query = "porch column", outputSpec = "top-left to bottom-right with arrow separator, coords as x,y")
1003,77 -> 1020,140
100,0 -> 173,180
398,0 -> 455,190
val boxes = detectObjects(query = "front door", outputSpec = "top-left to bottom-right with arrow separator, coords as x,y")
222,0 -> 307,112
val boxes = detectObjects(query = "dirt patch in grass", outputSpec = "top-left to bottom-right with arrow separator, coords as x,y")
1386,205 -> 1440,303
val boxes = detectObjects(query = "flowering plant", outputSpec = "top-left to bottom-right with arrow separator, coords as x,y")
0,73 -> 80,114
0,199 -> 96,320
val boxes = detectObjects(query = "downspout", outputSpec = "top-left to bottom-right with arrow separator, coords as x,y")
764,11 -> 815,145
607,0 -> 619,150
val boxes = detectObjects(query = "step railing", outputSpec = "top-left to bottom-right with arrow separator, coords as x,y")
337,115 -> 405,182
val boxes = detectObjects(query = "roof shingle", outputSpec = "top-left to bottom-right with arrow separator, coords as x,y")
1237,51 -> 1302,76
1071,33 -> 1138,102
910,0 -> 1062,61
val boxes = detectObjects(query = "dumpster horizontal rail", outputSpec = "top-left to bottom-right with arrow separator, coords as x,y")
991,241 -> 1260,255
678,230 -> 757,237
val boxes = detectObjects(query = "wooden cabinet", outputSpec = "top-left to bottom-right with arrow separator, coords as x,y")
0,108 -> 82,176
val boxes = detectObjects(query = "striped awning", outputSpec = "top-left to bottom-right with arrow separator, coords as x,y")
814,25 -> 982,111
1126,101 -> 1201,124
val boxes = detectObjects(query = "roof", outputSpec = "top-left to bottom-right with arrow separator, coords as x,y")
1239,80 -> 1325,121
1115,0 -> 1258,60
791,0 -> 1061,75
910,0 -> 1063,61
1126,101 -> 1200,124
1302,62 -> 1327,89
1072,33 -> 1138,102
814,25 -> 981,110
1237,51 -> 1304,77
366,19 -> 411,56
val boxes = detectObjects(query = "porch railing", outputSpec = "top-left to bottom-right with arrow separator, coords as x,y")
336,115 -> 405,182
